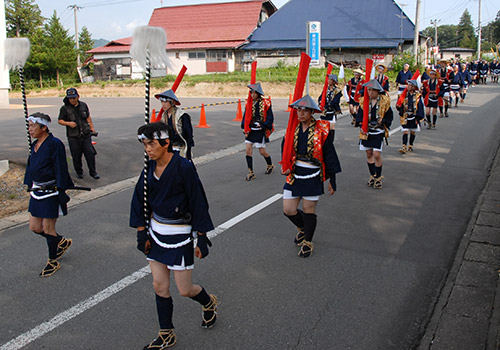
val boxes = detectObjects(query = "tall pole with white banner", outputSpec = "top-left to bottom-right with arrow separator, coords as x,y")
0,0 -> 10,109
306,21 -> 321,95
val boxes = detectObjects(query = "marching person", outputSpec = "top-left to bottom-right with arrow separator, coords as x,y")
347,69 -> 364,126
396,80 -> 425,154
317,73 -> 342,127
375,63 -> 390,93
458,63 -> 471,103
449,65 -> 463,107
492,59 -> 500,84
421,69 -> 443,129
438,61 -> 451,118
478,60 -> 489,85
24,112 -> 74,277
155,89 -> 194,161
241,82 -> 274,180
130,122 -> 217,349
355,79 -> 393,189
468,60 -> 478,86
395,63 -> 412,97
58,88 -> 99,180
281,95 -> 341,258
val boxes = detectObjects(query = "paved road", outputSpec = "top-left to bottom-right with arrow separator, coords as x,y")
1,85 -> 499,349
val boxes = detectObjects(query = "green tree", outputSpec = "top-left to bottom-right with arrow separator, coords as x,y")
43,11 -> 77,86
5,0 -> 43,38
457,9 -> 476,48
422,24 -> 460,49
78,26 -> 95,64
24,27 -> 50,87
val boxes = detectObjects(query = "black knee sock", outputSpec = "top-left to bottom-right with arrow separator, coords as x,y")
367,162 -> 376,176
463,93 -> 466,100
34,231 -> 48,238
455,97 -> 459,105
402,133 -> 408,145
284,209 -> 304,230
45,234 -> 62,259
439,106 -> 443,114
375,165 -> 383,178
303,213 -> 317,242
445,104 -> 449,113
245,155 -> 253,171
190,287 -> 211,306
426,114 -> 431,124
432,115 -> 437,125
264,156 -> 272,165
409,133 -> 416,145
156,294 -> 174,329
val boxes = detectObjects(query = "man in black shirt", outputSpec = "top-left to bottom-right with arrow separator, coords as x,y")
58,88 -> 99,179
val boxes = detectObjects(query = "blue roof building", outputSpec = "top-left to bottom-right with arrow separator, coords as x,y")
242,0 -> 426,69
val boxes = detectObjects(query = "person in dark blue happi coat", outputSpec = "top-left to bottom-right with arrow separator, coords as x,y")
395,63 -> 413,97
396,80 -> 425,154
355,79 -> 393,189
241,83 -> 275,180
130,122 -> 217,349
317,74 -> 343,126
23,113 -> 74,277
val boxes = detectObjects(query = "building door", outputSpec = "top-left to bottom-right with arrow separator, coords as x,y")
206,50 -> 227,72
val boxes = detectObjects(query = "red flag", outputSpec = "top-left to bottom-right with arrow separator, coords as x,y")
396,69 -> 420,107
320,64 -> 334,111
361,59 -> 374,134
244,61 -> 258,134
281,53 -> 311,173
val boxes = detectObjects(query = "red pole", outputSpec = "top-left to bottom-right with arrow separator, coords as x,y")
171,65 -> 187,92
362,59 -> 374,134
244,61 -> 258,134
281,52 -> 311,173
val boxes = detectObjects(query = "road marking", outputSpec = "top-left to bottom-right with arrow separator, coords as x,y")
0,193 -> 283,350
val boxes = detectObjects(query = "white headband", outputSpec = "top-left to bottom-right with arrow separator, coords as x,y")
137,130 -> 169,141
27,116 -> 50,126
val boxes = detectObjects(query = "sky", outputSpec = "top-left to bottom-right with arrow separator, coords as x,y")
34,0 -> 500,42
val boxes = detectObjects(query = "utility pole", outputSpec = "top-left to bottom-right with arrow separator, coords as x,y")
477,0 -> 481,60
395,3 -> 407,53
413,0 -> 421,61
430,19 -> 440,63
68,5 -> 82,66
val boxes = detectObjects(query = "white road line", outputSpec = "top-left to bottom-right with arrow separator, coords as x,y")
389,126 -> 401,136
0,193 -> 283,350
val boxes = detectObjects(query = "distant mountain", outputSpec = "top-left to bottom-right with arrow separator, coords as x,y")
93,38 -> 109,48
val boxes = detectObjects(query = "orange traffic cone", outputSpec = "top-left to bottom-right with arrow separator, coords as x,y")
150,108 -> 156,122
286,94 -> 293,111
195,104 -> 211,128
233,99 -> 243,121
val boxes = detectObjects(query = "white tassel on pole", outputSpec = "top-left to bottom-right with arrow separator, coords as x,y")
4,38 -> 30,71
370,66 -> 376,79
338,64 -> 345,79
130,26 -> 168,70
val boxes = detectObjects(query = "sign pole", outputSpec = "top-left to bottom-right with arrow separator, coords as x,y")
306,21 -> 321,96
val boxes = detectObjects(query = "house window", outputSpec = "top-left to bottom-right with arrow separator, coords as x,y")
188,52 -> 206,59
207,50 -> 227,62
175,52 -> 180,59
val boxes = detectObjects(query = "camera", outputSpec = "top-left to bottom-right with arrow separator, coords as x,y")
91,131 -> 99,137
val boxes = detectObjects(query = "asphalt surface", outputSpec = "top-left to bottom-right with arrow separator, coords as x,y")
0,85 -> 499,349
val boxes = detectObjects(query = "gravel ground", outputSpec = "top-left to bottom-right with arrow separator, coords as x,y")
0,163 -> 30,219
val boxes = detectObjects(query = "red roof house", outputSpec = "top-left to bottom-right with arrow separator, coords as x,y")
88,0 -> 276,80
